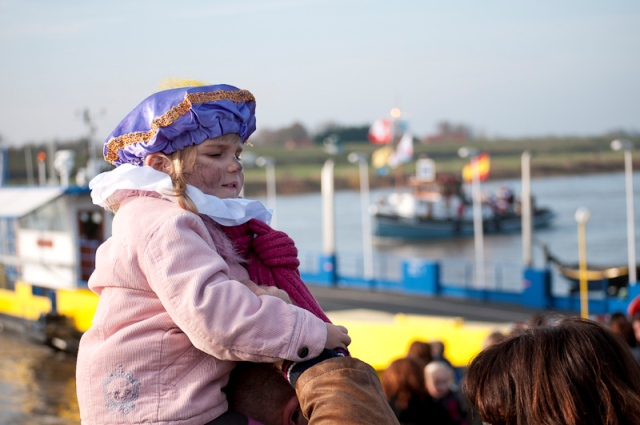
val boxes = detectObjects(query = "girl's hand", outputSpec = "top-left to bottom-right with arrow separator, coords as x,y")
259,285 -> 292,304
239,278 -> 292,304
325,323 -> 351,349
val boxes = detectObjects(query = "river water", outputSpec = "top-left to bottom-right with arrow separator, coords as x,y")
274,171 -> 640,294
1,171 -> 639,424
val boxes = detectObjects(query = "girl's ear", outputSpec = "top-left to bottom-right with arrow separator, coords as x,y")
144,153 -> 167,172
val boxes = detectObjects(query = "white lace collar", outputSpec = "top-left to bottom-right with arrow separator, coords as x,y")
89,164 -> 272,226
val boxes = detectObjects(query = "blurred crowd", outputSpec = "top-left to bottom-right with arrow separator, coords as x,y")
379,311 -> 640,425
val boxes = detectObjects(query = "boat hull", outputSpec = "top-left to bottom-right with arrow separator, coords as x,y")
374,209 -> 555,240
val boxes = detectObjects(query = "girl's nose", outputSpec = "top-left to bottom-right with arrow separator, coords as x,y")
229,157 -> 243,172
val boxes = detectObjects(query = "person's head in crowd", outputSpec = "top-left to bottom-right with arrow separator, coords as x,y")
381,356 -> 428,411
429,340 -> 446,360
407,340 -> 433,367
481,330 -> 506,349
462,316 -> 640,425
224,362 -> 307,425
424,361 -> 455,401
609,311 -> 637,347
631,312 -> 640,344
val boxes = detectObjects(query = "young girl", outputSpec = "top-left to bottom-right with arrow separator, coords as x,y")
76,83 -> 350,425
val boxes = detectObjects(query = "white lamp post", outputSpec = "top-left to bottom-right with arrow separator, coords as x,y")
348,152 -> 374,281
256,156 -> 277,229
610,139 -> 637,286
321,159 -> 335,256
521,151 -> 532,267
575,207 -> 591,318
458,147 -> 485,288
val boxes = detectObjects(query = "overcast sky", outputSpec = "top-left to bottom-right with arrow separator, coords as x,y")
1,0 -> 638,146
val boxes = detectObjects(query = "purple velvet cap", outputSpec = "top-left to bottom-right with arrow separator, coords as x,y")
104,84 -> 256,166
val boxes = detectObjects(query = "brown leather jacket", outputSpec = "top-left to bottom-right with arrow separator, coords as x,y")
296,357 -> 400,425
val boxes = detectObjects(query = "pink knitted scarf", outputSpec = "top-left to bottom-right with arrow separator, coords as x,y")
221,218 -> 330,323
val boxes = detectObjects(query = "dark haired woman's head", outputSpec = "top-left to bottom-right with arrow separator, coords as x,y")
381,357 -> 428,411
407,340 -> 433,367
462,316 -> 640,425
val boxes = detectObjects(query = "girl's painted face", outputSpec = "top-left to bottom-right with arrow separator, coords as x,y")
184,135 -> 244,199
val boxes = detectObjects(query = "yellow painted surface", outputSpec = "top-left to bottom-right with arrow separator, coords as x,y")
0,282 -> 51,320
1,284 -> 511,372
57,288 -> 99,332
0,281 -> 98,332
327,309 -> 511,370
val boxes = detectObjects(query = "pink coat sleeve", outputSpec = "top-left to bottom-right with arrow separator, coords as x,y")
140,211 -> 327,363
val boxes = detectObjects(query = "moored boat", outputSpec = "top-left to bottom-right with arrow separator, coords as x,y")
371,171 -> 555,240
0,185 -> 109,352
543,245 -> 636,296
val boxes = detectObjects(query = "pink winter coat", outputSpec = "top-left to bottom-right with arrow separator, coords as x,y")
76,193 -> 327,425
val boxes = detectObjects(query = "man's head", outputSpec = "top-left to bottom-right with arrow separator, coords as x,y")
224,362 -> 307,425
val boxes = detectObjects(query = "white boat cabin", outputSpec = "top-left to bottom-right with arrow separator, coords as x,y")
0,186 -> 111,291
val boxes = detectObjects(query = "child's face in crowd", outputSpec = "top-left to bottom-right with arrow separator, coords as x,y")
426,369 -> 451,400
185,135 -> 244,199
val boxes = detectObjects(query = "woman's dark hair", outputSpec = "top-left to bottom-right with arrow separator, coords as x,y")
381,356 -> 428,411
462,316 -> 640,425
407,340 -> 434,367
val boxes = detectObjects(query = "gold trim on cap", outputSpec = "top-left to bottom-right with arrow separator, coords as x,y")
105,89 -> 255,164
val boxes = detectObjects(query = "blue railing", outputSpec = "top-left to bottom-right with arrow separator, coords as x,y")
298,250 -> 640,316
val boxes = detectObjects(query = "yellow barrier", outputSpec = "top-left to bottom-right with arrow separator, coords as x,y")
327,309 -> 511,370
1,284 -> 512,373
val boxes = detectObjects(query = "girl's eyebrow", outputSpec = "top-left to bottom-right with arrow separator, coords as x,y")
199,143 -> 228,151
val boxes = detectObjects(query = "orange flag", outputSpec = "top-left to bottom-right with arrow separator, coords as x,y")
462,152 -> 490,182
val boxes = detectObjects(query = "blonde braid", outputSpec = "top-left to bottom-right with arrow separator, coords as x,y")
160,148 -> 199,214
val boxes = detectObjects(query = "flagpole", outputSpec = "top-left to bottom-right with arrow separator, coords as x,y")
459,147 -> 485,288
390,107 -> 403,189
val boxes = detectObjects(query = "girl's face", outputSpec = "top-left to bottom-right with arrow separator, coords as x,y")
426,369 -> 451,400
184,135 -> 244,199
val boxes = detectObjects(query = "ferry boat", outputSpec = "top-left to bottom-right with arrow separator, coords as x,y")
371,166 -> 555,240
0,184 -> 109,352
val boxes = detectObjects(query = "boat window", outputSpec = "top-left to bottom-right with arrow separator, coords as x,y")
78,210 -> 103,240
19,197 -> 68,232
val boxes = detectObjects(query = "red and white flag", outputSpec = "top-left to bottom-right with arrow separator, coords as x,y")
368,119 -> 393,144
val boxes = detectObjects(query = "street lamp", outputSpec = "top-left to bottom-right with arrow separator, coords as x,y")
521,151 -> 532,267
575,207 -> 591,318
458,147 -> 485,288
321,159 -> 337,284
610,139 -> 637,286
348,152 -> 374,281
256,156 -> 277,229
